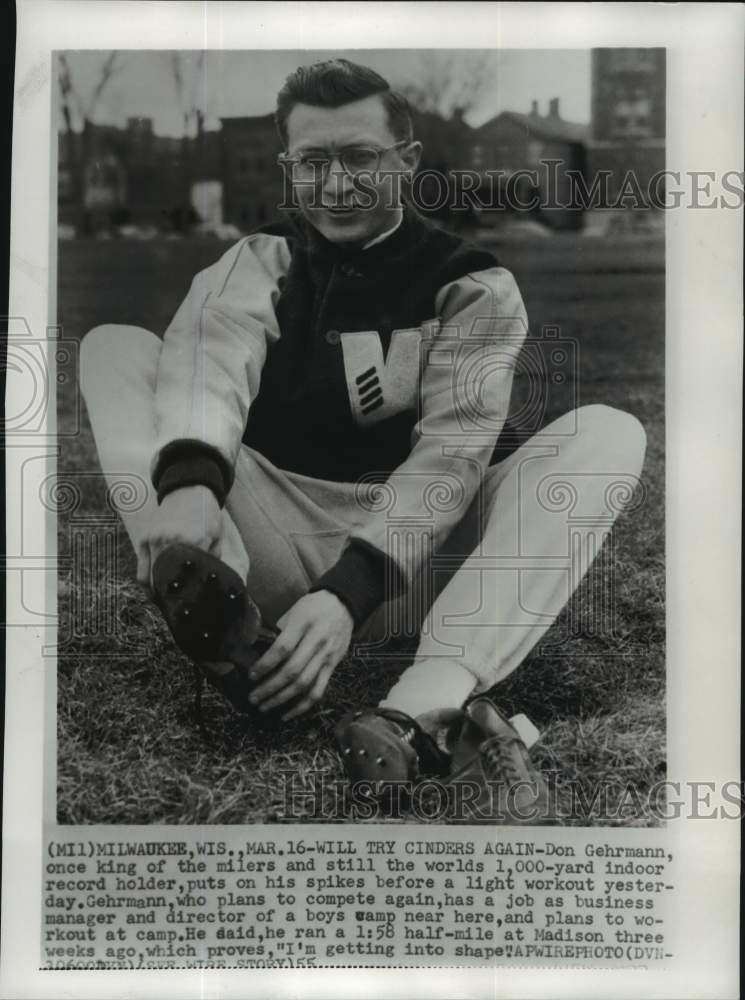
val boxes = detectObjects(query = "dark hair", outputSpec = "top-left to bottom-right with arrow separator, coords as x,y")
275,58 -> 413,147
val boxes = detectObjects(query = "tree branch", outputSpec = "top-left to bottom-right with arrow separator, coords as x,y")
86,51 -> 119,120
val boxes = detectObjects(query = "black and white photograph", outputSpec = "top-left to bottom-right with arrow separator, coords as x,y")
3,1 -> 743,992
53,46 -> 666,827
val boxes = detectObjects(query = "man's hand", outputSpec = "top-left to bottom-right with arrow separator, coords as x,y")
249,591 -> 354,720
138,485 -> 223,589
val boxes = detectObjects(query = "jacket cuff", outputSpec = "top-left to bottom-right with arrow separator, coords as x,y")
309,540 -> 405,630
152,439 -> 234,507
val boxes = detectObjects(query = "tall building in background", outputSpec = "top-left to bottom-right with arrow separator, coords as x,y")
587,48 -> 666,204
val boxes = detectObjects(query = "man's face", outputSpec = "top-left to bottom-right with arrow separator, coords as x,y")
283,94 -> 421,246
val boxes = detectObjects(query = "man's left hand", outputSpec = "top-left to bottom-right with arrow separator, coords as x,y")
248,591 -> 354,719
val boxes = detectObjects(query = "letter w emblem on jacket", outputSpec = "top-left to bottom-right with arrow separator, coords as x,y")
339,324 -> 435,426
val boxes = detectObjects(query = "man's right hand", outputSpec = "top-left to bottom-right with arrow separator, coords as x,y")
138,484 -> 223,589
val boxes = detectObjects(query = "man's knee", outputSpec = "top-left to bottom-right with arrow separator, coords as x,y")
577,404 -> 647,474
80,324 -> 159,398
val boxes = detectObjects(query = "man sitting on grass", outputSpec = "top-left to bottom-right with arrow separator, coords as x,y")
81,58 -> 646,823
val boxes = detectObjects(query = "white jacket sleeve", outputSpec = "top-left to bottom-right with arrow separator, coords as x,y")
151,233 -> 290,501
349,266 -> 528,588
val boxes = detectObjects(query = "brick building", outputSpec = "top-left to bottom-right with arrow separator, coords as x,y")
587,48 -> 666,205
58,117 -> 222,233
219,114 -> 285,230
465,99 -> 589,229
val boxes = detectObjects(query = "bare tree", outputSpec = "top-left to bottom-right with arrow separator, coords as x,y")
395,51 -> 495,119
87,52 -> 121,122
167,51 -> 206,138
165,52 -> 207,229
57,51 -> 123,133
57,54 -> 84,134
56,52 -> 124,231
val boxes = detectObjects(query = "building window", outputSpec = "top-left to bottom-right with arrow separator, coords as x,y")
612,96 -> 653,137
527,140 -> 543,167
608,49 -> 656,74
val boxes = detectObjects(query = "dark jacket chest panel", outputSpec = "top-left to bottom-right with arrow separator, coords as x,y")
242,211 -> 499,481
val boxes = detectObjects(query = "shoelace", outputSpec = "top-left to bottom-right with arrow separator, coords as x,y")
192,663 -> 208,740
394,721 -> 451,777
399,726 -> 416,745
483,736 -> 526,786
375,709 -> 418,748
379,719 -> 422,775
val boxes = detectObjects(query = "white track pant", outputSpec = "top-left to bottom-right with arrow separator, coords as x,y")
80,325 -> 647,717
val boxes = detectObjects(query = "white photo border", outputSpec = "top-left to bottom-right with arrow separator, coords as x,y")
3,2 -> 742,998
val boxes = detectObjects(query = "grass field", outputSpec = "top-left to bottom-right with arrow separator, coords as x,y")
55,229 -> 665,826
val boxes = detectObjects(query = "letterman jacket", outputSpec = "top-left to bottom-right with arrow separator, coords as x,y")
151,208 -> 528,627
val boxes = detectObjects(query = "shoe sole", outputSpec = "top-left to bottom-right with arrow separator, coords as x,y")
152,543 -> 262,662
152,544 -> 307,716
335,710 -> 419,783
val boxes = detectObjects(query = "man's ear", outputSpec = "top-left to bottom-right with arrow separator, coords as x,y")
399,140 -> 423,176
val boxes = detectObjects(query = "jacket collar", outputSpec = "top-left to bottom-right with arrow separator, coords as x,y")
361,212 -> 403,249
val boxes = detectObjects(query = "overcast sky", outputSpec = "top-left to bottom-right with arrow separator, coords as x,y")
59,49 -> 592,136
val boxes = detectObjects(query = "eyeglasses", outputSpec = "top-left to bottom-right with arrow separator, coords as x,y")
277,142 -> 409,180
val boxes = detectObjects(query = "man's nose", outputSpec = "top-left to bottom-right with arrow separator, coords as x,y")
321,157 -> 352,198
